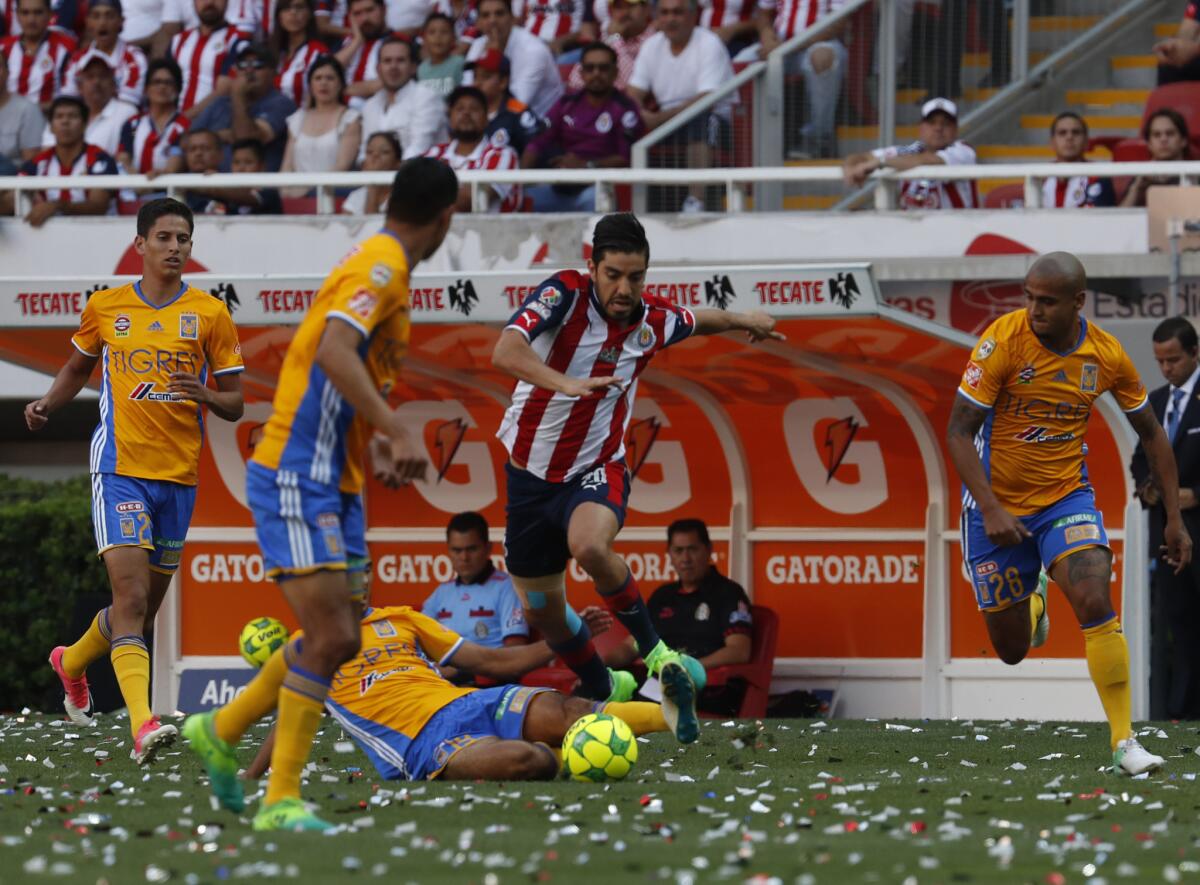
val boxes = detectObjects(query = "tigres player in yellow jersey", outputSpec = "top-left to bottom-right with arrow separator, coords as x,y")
26,199 -> 244,766
193,160 -> 460,833
948,252 -> 1191,776
185,603 -> 670,810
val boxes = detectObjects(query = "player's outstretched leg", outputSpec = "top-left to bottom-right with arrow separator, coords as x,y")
513,574 -> 617,700
1050,547 -> 1162,776
254,573 -> 359,832
183,637 -> 296,812
523,693 -> 670,748
440,738 -> 560,781
568,503 -> 704,741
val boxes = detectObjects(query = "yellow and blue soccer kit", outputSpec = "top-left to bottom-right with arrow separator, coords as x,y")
247,231 -> 412,579
72,281 -> 244,572
957,310 -> 1148,611
322,606 -> 551,780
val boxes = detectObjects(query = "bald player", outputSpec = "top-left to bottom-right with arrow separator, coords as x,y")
947,252 -> 1191,776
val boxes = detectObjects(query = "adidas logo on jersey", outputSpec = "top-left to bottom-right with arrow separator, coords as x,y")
148,321 -> 164,332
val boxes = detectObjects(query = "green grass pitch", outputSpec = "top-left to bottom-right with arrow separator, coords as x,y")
2,712 -> 1199,883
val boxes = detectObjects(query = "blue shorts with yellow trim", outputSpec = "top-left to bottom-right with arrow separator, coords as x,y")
91,472 -> 196,573
406,684 -> 553,780
962,487 -> 1109,612
246,462 -> 366,580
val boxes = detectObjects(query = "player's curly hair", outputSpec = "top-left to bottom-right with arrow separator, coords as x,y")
592,213 -> 649,264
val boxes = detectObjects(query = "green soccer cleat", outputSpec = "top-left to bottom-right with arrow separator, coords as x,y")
182,712 -> 245,813
253,797 -> 334,832
1030,570 -> 1050,649
645,641 -> 703,744
644,640 -> 707,692
606,668 -> 636,703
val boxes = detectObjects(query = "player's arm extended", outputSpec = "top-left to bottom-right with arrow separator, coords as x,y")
945,395 -> 1030,547
492,328 -> 620,398
24,348 -> 98,431
446,639 -> 556,681
1127,405 -> 1193,572
692,308 -> 784,342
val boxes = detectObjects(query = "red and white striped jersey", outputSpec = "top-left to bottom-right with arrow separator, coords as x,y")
18,143 -> 117,203
1,30 -> 77,104
277,39 -> 329,107
517,0 -> 591,41
1041,173 -> 1116,208
344,36 -> 384,88
873,140 -> 979,210
316,0 -> 347,29
424,138 -> 522,212
497,271 -> 696,482
62,42 -> 148,107
229,0 -> 275,38
756,0 -> 843,40
170,24 -> 250,112
119,112 -> 190,172
701,0 -> 756,29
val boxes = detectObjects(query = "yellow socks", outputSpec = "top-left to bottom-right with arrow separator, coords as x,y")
62,607 -> 113,678
1083,616 -> 1132,750
264,663 -> 330,806
603,700 -> 668,735
214,638 -> 296,746
1028,592 -> 1045,640
110,635 -> 151,735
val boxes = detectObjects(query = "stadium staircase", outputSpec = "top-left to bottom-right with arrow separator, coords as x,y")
788,0 -> 1179,210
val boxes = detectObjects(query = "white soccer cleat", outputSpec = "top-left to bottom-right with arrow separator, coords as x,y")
1112,737 -> 1164,776
130,716 -> 179,766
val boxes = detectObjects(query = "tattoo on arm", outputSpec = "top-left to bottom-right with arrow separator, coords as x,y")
946,396 -> 987,441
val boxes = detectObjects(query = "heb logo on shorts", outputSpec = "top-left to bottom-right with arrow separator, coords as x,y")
115,501 -> 144,513
128,382 -> 180,402
974,561 -> 998,576
316,512 -> 340,528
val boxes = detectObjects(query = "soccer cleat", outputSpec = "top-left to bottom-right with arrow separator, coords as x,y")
182,712 -> 245,812
658,660 -> 700,744
605,669 -> 636,703
253,797 -> 334,832
1112,738 -> 1164,776
645,641 -> 707,692
130,716 -> 179,766
1030,570 -> 1050,649
49,646 -> 96,726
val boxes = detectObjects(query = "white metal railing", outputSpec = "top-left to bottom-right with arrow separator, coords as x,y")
1,161 -> 1196,216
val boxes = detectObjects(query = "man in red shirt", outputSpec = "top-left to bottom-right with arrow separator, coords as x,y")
425,85 -> 522,213
1,0 -> 77,111
522,42 -> 643,212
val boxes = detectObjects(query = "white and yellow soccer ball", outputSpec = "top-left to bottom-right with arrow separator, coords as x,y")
239,617 -> 289,668
563,712 -> 638,782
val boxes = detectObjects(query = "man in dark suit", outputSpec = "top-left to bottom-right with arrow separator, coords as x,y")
1132,315 -> 1200,719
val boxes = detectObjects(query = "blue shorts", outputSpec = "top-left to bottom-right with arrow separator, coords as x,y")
962,487 -> 1109,612
504,461 -> 630,578
246,462 -> 366,581
91,473 -> 196,573
405,684 -> 552,780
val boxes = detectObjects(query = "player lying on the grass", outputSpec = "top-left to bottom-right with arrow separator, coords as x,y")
947,251 -> 1192,776
30,198 -> 245,765
184,601 -> 668,812
490,212 -> 782,742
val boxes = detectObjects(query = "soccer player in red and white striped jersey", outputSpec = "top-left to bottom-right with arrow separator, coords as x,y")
117,58 -> 190,174
1,0 -> 76,109
169,0 -> 251,116
60,0 -> 147,106
14,96 -> 116,225
491,213 -> 780,740
517,0 -> 595,55
425,86 -> 521,212
270,0 -> 328,106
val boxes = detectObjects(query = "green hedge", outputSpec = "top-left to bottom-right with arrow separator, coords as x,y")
0,474 -> 108,711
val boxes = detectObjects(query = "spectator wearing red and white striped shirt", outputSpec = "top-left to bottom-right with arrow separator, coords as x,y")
11,95 -> 116,225
169,0 -> 251,117
117,57 -> 190,175
699,0 -> 755,52
1043,111 -> 1115,209
61,0 -> 147,106
0,0 -> 80,40
424,85 -> 521,212
842,98 -> 979,210
752,0 -> 845,157
333,0 -> 390,105
1,0 -> 77,110
41,51 -> 137,157
515,0 -> 595,57
490,212 -> 780,704
269,0 -> 328,106
567,0 -> 653,91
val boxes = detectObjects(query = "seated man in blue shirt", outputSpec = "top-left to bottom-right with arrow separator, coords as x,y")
423,512 -> 529,681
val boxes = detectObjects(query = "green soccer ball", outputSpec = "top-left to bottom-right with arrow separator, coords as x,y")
562,712 -> 638,783
239,616 -> 289,668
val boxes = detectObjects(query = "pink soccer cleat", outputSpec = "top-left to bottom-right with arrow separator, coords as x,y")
48,646 -> 95,726
130,716 -> 179,766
